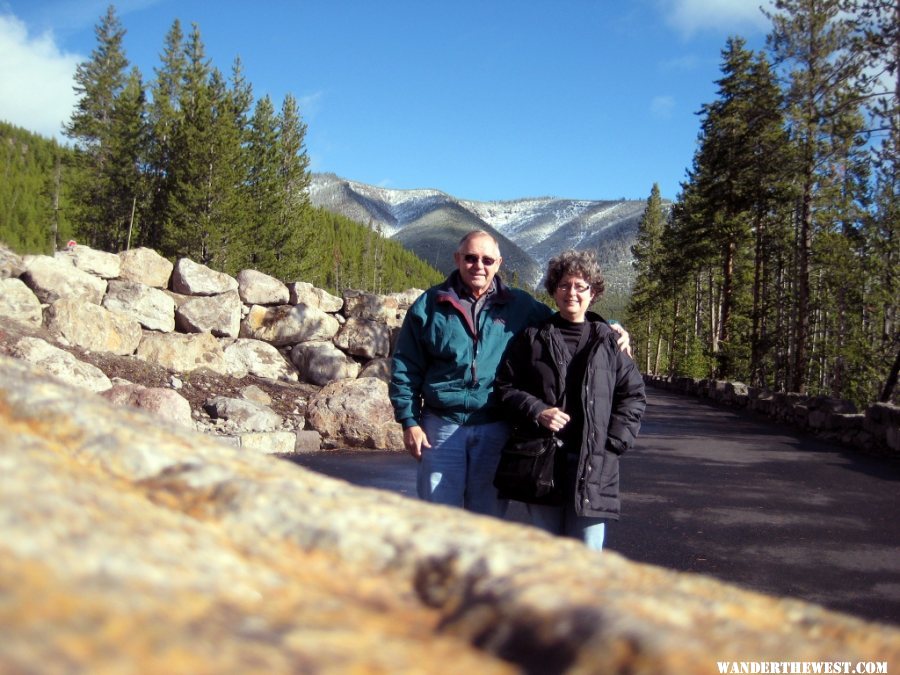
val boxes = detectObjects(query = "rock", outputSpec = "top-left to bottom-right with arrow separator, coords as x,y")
171,258 -> 238,296
2,356 -> 899,673
290,340 -> 360,386
103,279 -> 176,333
100,382 -> 193,429
175,290 -> 242,337
136,332 -> 230,375
239,384 -> 272,406
21,255 -> 107,305
118,247 -> 174,288
237,269 -> 289,305
0,243 -> 25,278
333,317 -> 392,359
241,304 -> 340,346
307,377 -> 403,450
237,431 -> 297,454
0,278 -> 43,326
204,396 -> 283,432
55,244 -> 121,279
359,357 -> 391,382
222,338 -> 298,382
390,288 -> 424,310
287,281 -> 343,312
293,429 -> 322,452
12,337 -> 111,392
342,289 -> 404,327
46,297 -> 142,355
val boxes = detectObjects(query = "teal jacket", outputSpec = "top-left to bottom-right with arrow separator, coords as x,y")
390,272 -> 552,427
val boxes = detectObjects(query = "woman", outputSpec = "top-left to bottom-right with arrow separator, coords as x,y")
494,249 -> 646,550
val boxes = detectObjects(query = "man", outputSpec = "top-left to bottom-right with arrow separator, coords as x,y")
389,230 -> 629,517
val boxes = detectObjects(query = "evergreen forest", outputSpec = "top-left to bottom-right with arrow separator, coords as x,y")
1,2 -> 897,408
626,0 -> 898,408
0,6 -> 442,295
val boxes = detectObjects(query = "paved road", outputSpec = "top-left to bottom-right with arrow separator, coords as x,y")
287,388 -> 900,626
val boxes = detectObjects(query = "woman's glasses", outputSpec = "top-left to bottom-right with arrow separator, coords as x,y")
463,254 -> 497,266
557,282 -> 591,293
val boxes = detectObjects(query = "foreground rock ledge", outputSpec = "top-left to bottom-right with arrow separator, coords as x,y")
0,357 -> 897,674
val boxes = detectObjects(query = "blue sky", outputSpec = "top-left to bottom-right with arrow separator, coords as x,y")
0,0 -> 772,202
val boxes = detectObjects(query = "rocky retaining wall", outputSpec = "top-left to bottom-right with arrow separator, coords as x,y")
0,242 -> 415,452
2,356 -> 898,673
645,374 -> 899,458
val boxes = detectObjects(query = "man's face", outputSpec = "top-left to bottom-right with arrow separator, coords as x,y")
453,234 -> 502,299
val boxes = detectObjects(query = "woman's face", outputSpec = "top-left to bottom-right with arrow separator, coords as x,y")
553,274 -> 594,323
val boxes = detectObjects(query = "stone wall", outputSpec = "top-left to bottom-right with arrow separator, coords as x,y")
2,355 -> 898,672
0,243 -> 415,452
645,374 -> 900,458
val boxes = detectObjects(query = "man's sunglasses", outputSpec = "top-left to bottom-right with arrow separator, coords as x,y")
463,254 -> 497,266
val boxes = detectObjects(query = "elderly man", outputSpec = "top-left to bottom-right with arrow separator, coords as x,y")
389,230 -> 629,517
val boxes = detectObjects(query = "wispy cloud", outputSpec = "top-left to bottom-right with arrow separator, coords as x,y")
650,95 -> 675,119
659,0 -> 772,37
0,12 -> 80,140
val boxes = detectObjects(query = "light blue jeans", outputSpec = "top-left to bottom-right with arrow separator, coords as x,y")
527,502 -> 606,550
417,411 -> 510,517
526,453 -> 606,550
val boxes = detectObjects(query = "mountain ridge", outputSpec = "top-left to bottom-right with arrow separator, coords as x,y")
309,172 -> 666,291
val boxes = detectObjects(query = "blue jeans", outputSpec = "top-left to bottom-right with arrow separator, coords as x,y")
417,411 -> 510,517
527,502 -> 606,550
526,453 -> 606,550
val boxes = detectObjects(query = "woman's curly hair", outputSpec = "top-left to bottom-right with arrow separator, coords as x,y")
543,249 -> 605,298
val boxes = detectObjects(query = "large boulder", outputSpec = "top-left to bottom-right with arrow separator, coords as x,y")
222,338 -> 298,382
287,281 -> 343,312
100,382 -> 193,429
21,255 -> 107,305
0,243 -> 25,278
1,356 -> 898,672
290,340 -> 360,386
0,278 -> 43,326
171,258 -> 238,296
241,304 -> 340,346
55,244 -> 121,279
306,377 -> 403,450
118,247 -> 173,288
135,332 -> 230,375
11,336 -> 111,392
175,290 -> 242,337
333,317 -> 392,359
204,396 -> 283,433
342,289 -> 404,328
46,297 -> 142,355
103,279 -> 176,333
237,269 -> 289,305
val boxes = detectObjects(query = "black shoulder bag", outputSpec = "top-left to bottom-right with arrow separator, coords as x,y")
492,423 -> 564,504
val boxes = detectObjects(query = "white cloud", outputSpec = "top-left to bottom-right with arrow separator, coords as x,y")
650,95 -> 675,119
0,13 -> 80,140
660,0 -> 773,37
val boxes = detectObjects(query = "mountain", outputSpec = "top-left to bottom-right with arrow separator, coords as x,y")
308,173 -> 666,292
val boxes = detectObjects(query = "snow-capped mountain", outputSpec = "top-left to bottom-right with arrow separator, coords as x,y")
309,173 -> 660,291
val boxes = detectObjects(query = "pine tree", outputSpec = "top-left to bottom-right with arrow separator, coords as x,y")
626,183 -> 667,373
765,0 -> 870,393
144,19 -> 185,250
63,4 -> 130,249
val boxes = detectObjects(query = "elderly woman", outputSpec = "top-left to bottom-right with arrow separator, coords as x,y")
494,249 -> 646,550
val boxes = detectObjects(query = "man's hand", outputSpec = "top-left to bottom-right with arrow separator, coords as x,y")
609,323 -> 632,357
403,425 -> 431,460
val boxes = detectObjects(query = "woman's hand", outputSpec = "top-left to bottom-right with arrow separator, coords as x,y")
537,407 -> 571,432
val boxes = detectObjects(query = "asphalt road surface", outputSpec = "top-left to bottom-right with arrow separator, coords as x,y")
287,388 -> 900,626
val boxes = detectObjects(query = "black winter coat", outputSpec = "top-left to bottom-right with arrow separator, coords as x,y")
494,313 -> 646,519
